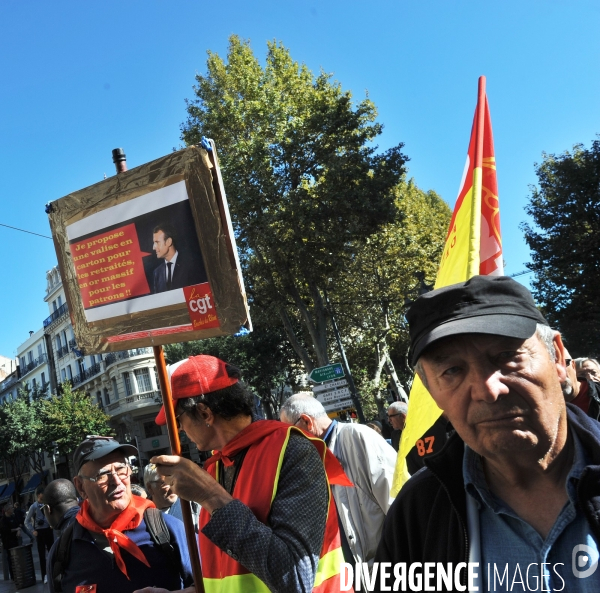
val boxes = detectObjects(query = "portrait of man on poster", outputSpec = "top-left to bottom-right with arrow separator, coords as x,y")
152,222 -> 204,293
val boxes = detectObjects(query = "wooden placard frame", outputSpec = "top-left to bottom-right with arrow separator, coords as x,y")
47,145 -> 251,354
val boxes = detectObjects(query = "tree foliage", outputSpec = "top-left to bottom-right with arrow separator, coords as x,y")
181,35 -> 407,371
40,382 -> 113,458
333,180 -> 451,414
521,138 -> 600,356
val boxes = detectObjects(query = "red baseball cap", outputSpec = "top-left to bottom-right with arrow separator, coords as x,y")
155,355 -> 238,425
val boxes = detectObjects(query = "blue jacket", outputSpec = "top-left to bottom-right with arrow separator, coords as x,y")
47,511 -> 193,593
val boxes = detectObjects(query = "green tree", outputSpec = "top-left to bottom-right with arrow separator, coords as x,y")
0,392 -> 42,492
521,137 -> 600,356
181,35 -> 407,372
41,383 -> 113,465
332,180 -> 451,415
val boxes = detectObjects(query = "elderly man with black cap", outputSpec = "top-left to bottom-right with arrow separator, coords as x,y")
46,436 -> 193,593
375,276 -> 600,592
139,355 -> 352,593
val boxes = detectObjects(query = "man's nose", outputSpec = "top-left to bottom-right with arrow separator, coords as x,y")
469,365 -> 510,402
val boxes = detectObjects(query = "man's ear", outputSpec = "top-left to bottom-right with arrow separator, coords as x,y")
300,414 -> 315,434
196,402 -> 214,425
72,476 -> 87,500
553,332 -> 568,382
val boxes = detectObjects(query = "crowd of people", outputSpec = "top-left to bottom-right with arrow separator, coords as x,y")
0,275 -> 598,592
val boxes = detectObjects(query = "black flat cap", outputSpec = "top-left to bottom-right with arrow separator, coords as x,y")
73,436 -> 137,475
407,275 -> 549,366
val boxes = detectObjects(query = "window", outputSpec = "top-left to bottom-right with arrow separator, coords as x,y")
153,367 -> 160,391
38,344 -> 43,358
63,330 -> 68,346
104,388 -> 110,405
61,368 -> 67,382
55,335 -> 62,350
28,351 -> 33,364
57,295 -> 62,308
20,356 -> 26,370
112,377 -> 119,400
96,391 -> 102,406
77,359 -> 85,376
32,378 -> 37,391
52,299 -> 57,312
144,421 -> 162,439
123,373 -> 133,396
134,368 -> 152,393
41,372 -> 46,387
66,365 -> 72,380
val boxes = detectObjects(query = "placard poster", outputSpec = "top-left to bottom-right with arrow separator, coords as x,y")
48,146 -> 250,353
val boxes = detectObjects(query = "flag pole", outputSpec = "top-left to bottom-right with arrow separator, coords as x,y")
112,149 -> 205,593
467,76 -> 486,278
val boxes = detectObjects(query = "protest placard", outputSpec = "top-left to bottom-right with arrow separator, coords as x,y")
47,145 -> 250,353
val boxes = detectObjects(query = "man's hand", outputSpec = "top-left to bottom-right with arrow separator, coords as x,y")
33,530 -> 38,537
151,454 -> 233,515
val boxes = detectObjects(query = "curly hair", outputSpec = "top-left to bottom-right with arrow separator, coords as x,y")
175,363 -> 254,420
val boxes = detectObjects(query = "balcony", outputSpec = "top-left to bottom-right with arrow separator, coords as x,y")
56,345 -> 70,359
43,302 -> 68,329
106,390 -> 162,415
70,362 -> 103,387
19,353 -> 48,378
104,348 -> 153,369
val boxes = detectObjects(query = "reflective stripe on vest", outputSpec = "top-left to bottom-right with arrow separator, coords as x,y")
199,421 -> 352,593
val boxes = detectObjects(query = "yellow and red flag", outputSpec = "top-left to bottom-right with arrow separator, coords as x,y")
391,76 -> 503,495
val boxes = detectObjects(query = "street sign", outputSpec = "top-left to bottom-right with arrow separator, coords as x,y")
322,398 -> 354,413
317,387 -> 351,402
309,363 -> 345,383
312,379 -> 348,394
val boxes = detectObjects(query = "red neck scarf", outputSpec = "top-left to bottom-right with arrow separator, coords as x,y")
204,420 -> 353,486
76,495 -> 155,579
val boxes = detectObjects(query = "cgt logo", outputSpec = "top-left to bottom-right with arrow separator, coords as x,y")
572,544 -> 599,578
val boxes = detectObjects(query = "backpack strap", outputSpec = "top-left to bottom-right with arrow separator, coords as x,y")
144,508 -> 182,580
52,521 -> 75,593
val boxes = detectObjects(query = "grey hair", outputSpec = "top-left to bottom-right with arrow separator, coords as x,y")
414,322 -> 558,389
388,401 -> 408,415
280,393 -> 328,424
575,358 -> 600,373
143,463 -> 160,485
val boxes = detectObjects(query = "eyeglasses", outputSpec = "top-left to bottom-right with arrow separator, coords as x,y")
565,359 -> 573,366
388,413 -> 404,419
175,409 -> 187,430
79,463 -> 131,485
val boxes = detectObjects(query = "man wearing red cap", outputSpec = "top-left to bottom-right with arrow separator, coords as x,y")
146,355 -> 352,593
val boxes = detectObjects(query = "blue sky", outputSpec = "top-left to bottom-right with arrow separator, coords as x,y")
1,1 -> 599,356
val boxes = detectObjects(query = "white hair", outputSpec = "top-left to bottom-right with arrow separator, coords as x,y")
388,401 -> 408,415
143,463 -> 160,485
280,393 -> 328,424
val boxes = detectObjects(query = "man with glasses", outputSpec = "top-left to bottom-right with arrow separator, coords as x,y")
563,350 -> 600,420
386,401 -> 407,451
47,436 -> 193,593
143,463 -> 200,532
41,479 -> 80,535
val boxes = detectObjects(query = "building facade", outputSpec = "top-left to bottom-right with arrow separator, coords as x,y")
0,267 -> 201,499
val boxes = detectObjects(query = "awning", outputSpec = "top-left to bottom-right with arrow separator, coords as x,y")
20,471 -> 48,496
0,482 -> 15,503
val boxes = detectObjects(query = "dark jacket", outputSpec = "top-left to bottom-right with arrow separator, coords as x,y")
374,405 -> 600,591
0,514 -> 20,549
584,379 -> 600,421
152,254 -> 206,293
